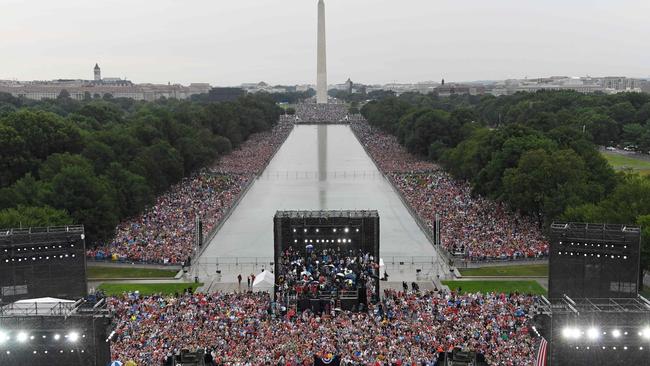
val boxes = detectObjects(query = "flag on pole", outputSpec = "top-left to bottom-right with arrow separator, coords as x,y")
536,337 -> 548,366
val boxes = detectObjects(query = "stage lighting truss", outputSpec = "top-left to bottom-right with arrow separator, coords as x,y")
0,330 -> 9,344
0,330 -> 86,347
562,325 -> 650,345
556,240 -> 632,260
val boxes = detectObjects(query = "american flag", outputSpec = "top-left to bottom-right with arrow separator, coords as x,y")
536,337 -> 548,366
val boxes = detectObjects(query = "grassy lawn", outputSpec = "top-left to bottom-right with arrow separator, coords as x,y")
97,282 -> 201,296
443,280 -> 547,295
601,152 -> 650,176
459,264 -> 548,277
87,266 -> 178,279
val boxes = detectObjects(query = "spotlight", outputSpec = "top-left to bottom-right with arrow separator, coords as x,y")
17,332 -> 28,343
333,228 -> 337,232
0,331 -> 8,344
53,334 -> 61,341
315,229 -> 319,233
612,329 -> 621,338
587,327 -> 600,340
642,327 -> 650,340
562,327 -> 580,339
344,227 -> 349,233
68,332 -> 79,342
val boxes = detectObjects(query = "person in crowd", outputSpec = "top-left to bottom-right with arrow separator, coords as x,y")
351,120 -> 549,262
108,289 -> 542,365
276,246 -> 378,306
86,121 -> 293,264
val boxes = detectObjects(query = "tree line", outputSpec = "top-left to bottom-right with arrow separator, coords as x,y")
0,92 -> 282,243
361,90 -> 650,271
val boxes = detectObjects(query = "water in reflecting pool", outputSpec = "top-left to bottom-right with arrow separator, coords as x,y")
201,125 -> 442,263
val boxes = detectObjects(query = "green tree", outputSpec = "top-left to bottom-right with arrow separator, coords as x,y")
103,163 -> 153,218
45,165 -> 119,242
0,205 -> 73,229
131,141 -> 184,193
1,109 -> 83,161
502,149 -> 590,224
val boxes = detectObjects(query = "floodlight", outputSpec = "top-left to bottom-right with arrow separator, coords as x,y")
68,332 -> 79,342
17,332 -> 28,343
612,329 -> 621,338
344,227 -> 349,233
0,331 -> 8,344
587,327 -> 599,340
53,334 -> 61,341
562,327 -> 580,339
642,327 -> 650,340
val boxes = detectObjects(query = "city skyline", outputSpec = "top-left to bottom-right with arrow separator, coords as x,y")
1,0 -> 649,85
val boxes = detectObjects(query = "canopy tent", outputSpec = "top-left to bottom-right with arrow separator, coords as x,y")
252,270 -> 275,291
2,297 -> 78,316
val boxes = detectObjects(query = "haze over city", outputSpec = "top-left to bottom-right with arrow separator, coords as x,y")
2,1 -> 650,365
2,0 -> 649,85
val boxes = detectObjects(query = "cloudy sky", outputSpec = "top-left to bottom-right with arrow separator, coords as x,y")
1,0 -> 649,85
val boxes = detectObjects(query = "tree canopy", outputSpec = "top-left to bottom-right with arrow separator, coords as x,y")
362,90 -> 650,270
0,92 -> 281,242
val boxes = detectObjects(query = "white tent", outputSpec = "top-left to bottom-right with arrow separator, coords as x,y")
3,297 -> 77,316
252,270 -> 274,291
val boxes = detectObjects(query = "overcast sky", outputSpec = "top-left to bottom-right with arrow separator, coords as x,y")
1,0 -> 649,85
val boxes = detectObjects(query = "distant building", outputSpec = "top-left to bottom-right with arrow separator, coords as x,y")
94,63 -> 101,81
0,64 -> 211,101
434,83 -> 485,97
487,76 -> 643,96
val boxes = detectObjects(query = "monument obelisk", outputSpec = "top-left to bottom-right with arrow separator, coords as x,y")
316,0 -> 328,104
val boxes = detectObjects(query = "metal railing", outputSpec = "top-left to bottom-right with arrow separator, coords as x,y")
0,225 -> 84,237
0,299 -> 82,317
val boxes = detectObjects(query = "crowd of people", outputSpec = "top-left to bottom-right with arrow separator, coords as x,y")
87,121 -> 293,264
351,121 -> 549,261
276,246 -> 378,305
295,103 -> 350,124
108,289 -> 542,365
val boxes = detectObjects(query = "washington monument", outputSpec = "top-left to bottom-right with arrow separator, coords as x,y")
316,0 -> 327,104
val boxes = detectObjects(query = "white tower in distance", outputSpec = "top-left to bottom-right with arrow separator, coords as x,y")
316,0 -> 328,104
94,63 -> 101,82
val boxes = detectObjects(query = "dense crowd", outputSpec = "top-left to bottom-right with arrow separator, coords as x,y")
87,121 -> 293,264
351,121 -> 436,173
108,290 -> 541,365
351,121 -> 549,261
295,103 -> 350,124
277,246 -> 378,304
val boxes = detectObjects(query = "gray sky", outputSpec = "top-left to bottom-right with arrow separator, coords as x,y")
1,0 -> 649,85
